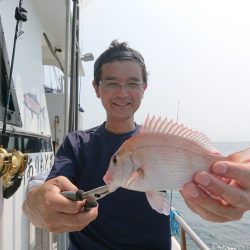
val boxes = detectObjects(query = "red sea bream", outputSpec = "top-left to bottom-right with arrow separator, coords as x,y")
103,115 -> 250,215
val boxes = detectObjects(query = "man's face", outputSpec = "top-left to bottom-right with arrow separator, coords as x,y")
93,61 -> 147,121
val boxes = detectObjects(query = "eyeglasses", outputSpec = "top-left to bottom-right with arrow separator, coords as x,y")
99,80 -> 145,91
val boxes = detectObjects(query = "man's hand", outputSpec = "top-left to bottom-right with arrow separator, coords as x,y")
181,149 -> 250,222
22,176 -> 98,232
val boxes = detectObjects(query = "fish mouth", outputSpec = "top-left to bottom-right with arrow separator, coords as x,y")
103,172 -> 112,185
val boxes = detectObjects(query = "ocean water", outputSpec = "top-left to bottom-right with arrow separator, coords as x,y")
172,141 -> 250,250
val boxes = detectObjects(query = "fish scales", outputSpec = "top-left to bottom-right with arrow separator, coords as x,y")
122,135 -> 223,190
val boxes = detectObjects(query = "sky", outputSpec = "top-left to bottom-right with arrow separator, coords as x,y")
77,0 -> 250,142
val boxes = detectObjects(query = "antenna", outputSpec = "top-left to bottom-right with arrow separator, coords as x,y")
176,100 -> 180,122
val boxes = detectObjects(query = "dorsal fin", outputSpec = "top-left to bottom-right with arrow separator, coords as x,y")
141,115 -> 219,153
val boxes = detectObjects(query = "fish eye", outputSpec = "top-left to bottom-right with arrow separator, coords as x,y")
112,155 -> 118,165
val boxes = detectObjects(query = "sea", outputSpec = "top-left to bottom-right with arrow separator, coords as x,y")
171,141 -> 250,250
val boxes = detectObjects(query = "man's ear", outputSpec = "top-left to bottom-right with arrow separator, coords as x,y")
142,82 -> 148,98
92,80 -> 101,98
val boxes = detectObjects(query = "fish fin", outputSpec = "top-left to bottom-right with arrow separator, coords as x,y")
146,191 -> 170,215
126,168 -> 144,187
227,148 -> 250,163
142,114 -> 219,154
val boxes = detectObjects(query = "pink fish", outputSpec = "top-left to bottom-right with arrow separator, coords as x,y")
23,93 -> 45,119
103,115 -> 250,215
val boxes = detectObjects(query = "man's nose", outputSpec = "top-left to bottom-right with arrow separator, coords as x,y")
117,83 -> 128,90
116,84 -> 130,94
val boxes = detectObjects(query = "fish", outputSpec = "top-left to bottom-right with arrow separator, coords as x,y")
23,93 -> 45,119
103,115 -> 250,215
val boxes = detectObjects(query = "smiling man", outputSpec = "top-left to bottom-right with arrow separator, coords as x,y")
23,41 -> 172,250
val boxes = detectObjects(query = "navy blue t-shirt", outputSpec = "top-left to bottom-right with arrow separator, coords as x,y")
48,123 -> 171,250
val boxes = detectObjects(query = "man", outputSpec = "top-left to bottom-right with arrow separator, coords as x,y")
23,41 -> 172,249
23,40 -> 250,249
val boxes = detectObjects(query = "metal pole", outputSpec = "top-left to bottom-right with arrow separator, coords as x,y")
57,233 -> 67,250
64,0 -> 71,135
74,2 -> 79,131
57,1 -> 76,248
68,0 -> 77,132
59,3 -> 73,249
180,227 -> 187,250
173,210 -> 210,250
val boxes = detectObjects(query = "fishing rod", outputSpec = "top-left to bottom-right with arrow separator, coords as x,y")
2,0 -> 27,134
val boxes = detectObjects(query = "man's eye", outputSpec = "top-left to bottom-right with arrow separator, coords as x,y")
107,82 -> 119,88
127,82 -> 140,88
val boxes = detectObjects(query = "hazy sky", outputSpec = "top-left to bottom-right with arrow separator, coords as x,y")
78,0 -> 250,142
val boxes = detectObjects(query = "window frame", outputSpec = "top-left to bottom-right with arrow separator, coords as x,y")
0,16 -> 22,127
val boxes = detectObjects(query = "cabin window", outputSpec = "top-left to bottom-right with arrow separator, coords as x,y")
43,65 -> 64,94
0,17 -> 22,127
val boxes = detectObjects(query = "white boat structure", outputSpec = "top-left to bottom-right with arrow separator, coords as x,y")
0,1 -> 210,249
0,0 -> 82,248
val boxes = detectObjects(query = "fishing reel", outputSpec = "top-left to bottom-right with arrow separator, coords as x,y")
0,146 -> 28,198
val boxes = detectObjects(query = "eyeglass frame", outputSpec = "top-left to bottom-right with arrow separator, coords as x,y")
98,80 -> 145,91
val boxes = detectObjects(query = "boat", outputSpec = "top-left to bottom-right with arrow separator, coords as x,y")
0,0 -> 85,248
0,1 -> 209,249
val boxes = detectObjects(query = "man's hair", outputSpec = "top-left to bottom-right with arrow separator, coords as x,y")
94,40 -> 147,84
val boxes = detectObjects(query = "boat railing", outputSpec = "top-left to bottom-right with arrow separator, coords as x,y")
52,209 -> 210,250
171,208 -> 210,250
31,209 -> 210,250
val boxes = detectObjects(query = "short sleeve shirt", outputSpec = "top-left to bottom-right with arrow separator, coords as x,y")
47,123 -> 171,250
